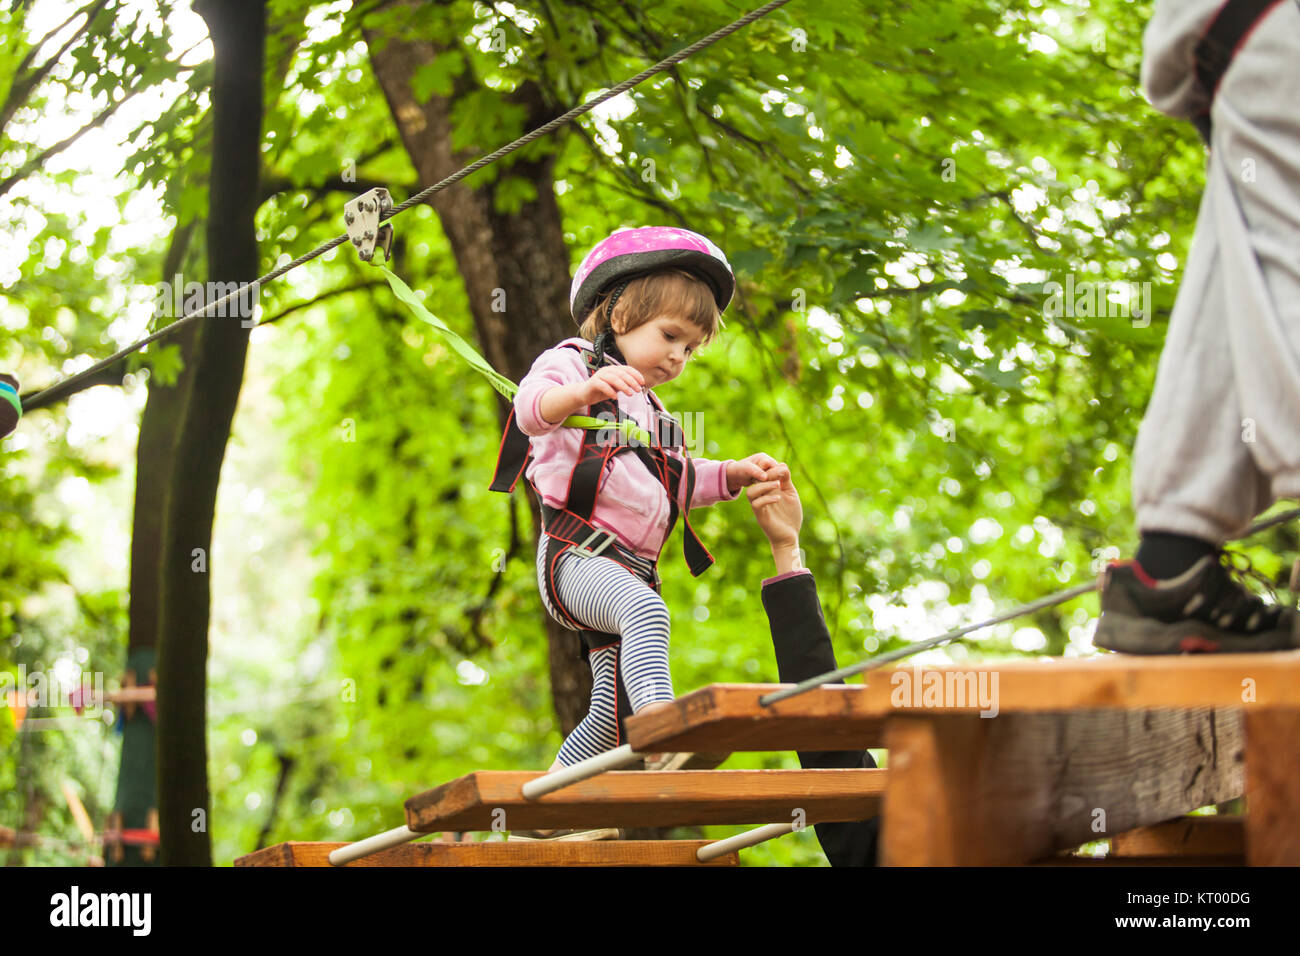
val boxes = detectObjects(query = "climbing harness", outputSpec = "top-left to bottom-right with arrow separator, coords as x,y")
490,341 -> 713,645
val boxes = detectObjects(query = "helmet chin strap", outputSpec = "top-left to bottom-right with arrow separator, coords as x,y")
593,327 -> 626,368
593,280 -> 631,366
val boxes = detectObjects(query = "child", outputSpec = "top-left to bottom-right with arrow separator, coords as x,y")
490,226 -> 773,773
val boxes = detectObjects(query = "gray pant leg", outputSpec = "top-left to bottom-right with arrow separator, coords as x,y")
1133,1 -> 1300,541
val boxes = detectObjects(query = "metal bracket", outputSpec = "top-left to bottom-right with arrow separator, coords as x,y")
343,187 -> 394,263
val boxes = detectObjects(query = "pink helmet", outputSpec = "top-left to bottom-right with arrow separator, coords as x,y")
569,226 -> 735,325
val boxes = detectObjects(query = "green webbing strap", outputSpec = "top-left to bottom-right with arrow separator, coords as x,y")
377,266 -> 652,446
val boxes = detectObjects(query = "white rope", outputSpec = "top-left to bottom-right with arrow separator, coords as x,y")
697,822 -> 795,862
520,743 -> 642,799
328,825 -> 423,866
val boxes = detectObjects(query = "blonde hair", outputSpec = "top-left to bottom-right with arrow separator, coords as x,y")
579,269 -> 722,346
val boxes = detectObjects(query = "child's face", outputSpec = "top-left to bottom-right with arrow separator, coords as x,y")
611,314 -> 707,387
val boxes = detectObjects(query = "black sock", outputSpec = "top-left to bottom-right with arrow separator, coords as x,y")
1135,532 -> 1218,579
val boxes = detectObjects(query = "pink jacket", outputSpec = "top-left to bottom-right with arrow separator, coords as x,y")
514,337 -> 739,559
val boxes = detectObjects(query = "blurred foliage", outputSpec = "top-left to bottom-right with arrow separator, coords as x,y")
5,0 -> 1293,866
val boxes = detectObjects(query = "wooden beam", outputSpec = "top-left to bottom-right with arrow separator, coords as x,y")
235,840 -> 737,867
1110,815 -> 1244,859
404,769 -> 885,832
625,651 -> 1300,753
1244,708 -> 1300,865
625,685 -> 887,753
879,708 -> 1243,866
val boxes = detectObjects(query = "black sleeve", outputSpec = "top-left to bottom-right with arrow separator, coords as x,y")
760,571 -> 879,867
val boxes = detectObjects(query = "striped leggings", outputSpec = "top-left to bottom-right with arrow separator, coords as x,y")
535,535 -> 674,766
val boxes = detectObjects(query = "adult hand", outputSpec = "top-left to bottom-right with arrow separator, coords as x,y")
745,462 -> 802,549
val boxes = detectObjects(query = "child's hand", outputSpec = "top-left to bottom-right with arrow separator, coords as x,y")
578,365 -> 645,405
746,462 -> 802,549
726,453 -> 779,494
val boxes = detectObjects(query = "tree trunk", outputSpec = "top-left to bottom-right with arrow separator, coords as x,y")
156,0 -> 265,866
363,7 -> 592,735
110,221 -> 195,868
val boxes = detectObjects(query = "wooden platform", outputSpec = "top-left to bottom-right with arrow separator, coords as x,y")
405,768 -> 885,831
617,653 -> 1300,865
236,839 -> 737,867
243,652 -> 1300,867
623,652 -> 1300,753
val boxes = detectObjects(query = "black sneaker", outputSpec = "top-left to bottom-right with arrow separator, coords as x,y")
1094,553 -> 1299,654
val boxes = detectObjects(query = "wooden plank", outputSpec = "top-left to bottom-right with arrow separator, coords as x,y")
236,842 -> 306,867
1110,815 -> 1244,859
625,685 -> 887,753
1244,708 -> 1300,865
879,708 -> 1244,866
235,840 -> 737,867
626,652 -> 1300,753
404,768 -> 885,831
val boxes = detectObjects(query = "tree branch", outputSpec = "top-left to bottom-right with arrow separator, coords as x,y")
0,83 -> 134,198
1,0 -> 111,134
564,117 -> 689,225
259,174 -> 410,204
255,280 -> 387,328
253,752 -> 295,851
259,139 -> 401,201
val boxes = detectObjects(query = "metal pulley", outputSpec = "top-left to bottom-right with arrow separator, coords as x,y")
343,187 -> 394,262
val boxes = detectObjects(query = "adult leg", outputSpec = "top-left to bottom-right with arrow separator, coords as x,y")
1133,1 -> 1300,542
1100,3 -> 1300,653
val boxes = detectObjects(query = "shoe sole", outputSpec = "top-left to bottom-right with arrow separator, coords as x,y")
1095,613 -> 1299,655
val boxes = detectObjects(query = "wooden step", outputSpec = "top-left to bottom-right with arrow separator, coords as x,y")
625,652 -> 1300,753
235,839 -> 736,867
626,685 -> 884,753
404,768 -> 885,832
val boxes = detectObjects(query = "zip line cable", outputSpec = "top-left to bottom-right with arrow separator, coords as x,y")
18,0 -> 793,414
759,504 -> 1300,706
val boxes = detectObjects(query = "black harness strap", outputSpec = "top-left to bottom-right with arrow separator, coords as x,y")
491,342 -> 717,652
489,406 -> 531,493
1192,0 -> 1286,143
